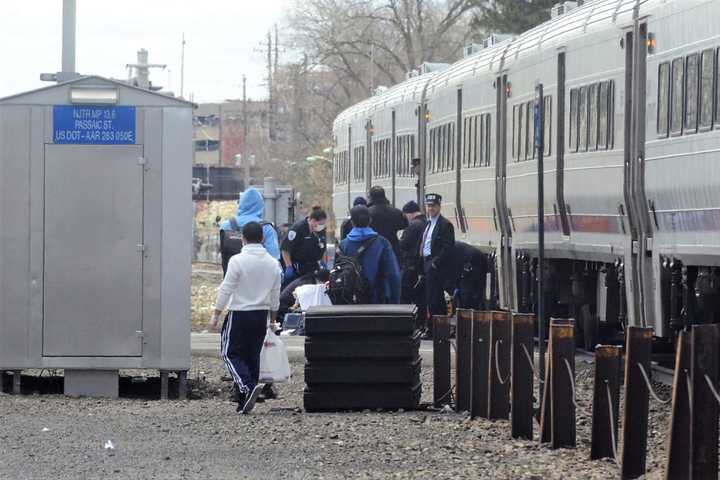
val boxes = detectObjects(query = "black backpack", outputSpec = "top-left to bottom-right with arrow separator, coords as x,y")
328,237 -> 377,305
220,218 -> 273,275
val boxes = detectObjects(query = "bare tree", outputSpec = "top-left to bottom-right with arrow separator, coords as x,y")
286,0 -> 476,103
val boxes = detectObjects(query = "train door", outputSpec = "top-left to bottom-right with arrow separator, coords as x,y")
347,125 -> 352,213
556,52 -> 571,236
366,119 -> 373,194
417,101 -> 428,205
496,74 -> 515,310
391,110 -> 397,206
621,25 -> 642,325
456,88 -> 467,233
631,21 -> 654,327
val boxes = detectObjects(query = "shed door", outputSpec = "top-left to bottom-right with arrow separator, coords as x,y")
43,145 -> 143,357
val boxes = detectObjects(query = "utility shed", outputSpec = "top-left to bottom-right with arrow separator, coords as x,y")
0,76 -> 193,397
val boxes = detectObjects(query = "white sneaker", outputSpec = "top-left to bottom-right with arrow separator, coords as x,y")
241,385 -> 263,414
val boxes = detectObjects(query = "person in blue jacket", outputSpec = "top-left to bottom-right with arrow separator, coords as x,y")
220,187 -> 281,261
340,205 -> 401,304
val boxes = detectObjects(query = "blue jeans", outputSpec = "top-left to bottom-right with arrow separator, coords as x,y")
220,310 -> 267,394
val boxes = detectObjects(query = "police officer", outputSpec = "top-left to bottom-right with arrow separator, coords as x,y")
420,193 -> 455,337
281,206 -> 328,286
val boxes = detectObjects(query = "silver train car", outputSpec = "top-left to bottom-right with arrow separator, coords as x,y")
332,0 -> 720,344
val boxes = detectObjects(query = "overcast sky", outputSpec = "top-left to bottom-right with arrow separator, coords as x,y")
0,0 -> 289,103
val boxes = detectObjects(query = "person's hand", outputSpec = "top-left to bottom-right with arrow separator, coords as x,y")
284,265 -> 296,281
209,311 -> 221,330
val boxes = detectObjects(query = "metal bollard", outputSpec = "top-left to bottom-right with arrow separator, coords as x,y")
488,311 -> 511,420
455,309 -> 473,412
550,319 -> 576,449
665,331 -> 692,480
470,311 -> 491,419
511,313 -> 535,440
621,326 -> 653,479
690,324 -> 719,478
432,316 -> 452,408
590,345 -> 621,460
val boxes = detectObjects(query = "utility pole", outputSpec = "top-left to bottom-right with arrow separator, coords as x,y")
274,25 -> 279,77
243,75 -> 250,187
218,102 -> 223,166
180,34 -> 186,98
61,0 -> 76,78
267,31 -> 274,142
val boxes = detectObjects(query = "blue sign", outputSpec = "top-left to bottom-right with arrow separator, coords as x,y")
53,105 -> 136,145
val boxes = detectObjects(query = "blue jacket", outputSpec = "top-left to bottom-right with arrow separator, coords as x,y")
340,227 -> 401,304
220,187 -> 280,259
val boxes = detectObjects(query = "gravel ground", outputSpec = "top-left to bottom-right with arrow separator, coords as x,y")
0,353 -> 673,480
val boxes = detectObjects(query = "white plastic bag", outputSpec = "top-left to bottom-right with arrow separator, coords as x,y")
294,284 -> 332,310
259,327 -> 291,383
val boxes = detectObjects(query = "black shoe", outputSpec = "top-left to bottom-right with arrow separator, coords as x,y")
261,384 -> 278,400
234,391 -> 247,413
241,385 -> 263,414
231,384 -> 242,403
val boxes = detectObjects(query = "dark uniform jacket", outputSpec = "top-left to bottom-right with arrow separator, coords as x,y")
368,199 -> 408,258
281,218 -> 327,276
339,217 -> 353,242
425,214 -> 455,269
398,214 -> 427,271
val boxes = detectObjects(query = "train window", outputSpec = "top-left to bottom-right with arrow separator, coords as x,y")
527,101 -> 535,160
700,49 -> 715,129
462,117 -> 472,167
671,57 -> 685,135
579,86 -> 588,152
658,63 -> 671,137
438,126 -> 444,172
512,105 -> 518,160
599,82 -> 609,149
360,147 -> 365,180
477,115 -> 483,167
569,89 -> 579,152
451,123 -> 456,170
431,129 -> 436,173
475,117 -> 481,166
485,114 -> 492,166
448,123 -> 452,170
518,103 -> 525,161
588,84 -> 599,151
685,53 -> 700,133
544,96 -> 552,156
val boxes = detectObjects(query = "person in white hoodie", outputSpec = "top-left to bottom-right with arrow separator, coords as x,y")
210,221 -> 282,414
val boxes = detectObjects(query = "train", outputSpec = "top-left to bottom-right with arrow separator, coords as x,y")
332,0 -> 720,347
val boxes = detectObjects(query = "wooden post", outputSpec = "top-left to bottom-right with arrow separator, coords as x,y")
539,339 -> 551,443
590,345 -> 621,460
178,371 -> 188,401
12,371 -> 21,395
511,313 -> 535,439
160,371 -> 169,401
621,326 -> 653,479
433,316 -> 452,407
488,311 -> 511,420
690,324 -> 719,478
470,311 -> 491,419
665,331 -> 692,480
455,309 -> 473,412
550,320 -> 576,449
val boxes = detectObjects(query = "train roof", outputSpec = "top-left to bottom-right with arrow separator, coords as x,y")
368,71 -> 441,112
334,70 -> 441,129
425,0 -> 646,93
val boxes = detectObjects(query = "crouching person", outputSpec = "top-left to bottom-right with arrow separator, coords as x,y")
209,221 -> 282,414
